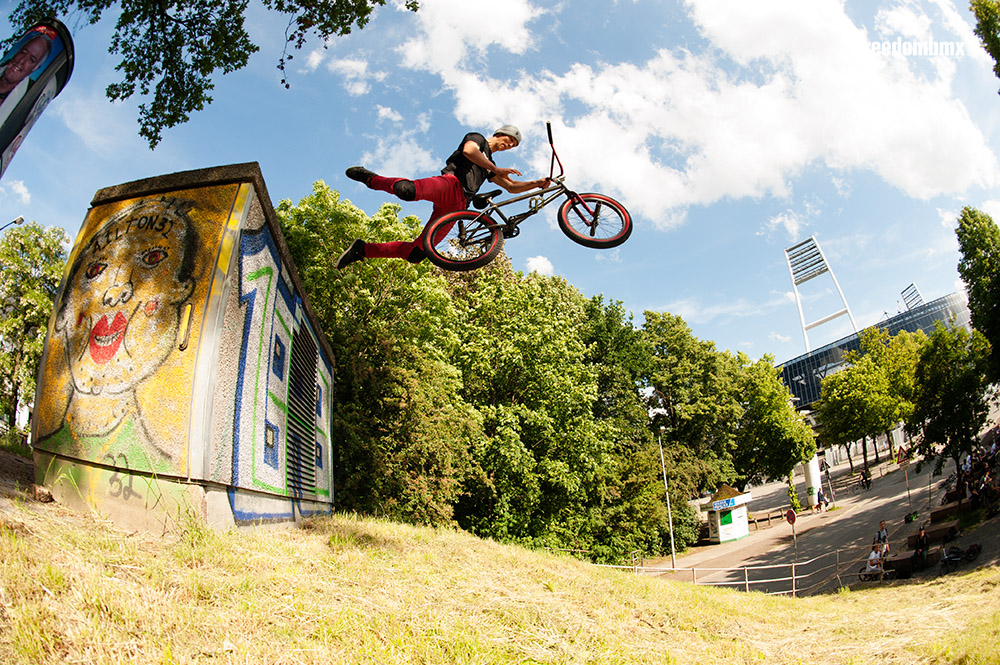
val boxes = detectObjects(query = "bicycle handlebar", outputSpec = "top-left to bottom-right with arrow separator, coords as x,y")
546,120 -> 564,179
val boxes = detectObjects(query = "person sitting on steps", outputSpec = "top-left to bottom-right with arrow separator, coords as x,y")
337,125 -> 550,269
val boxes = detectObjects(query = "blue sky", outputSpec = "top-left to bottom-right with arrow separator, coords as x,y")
1,0 -> 998,364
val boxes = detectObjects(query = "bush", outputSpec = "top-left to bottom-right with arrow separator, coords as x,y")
0,426 -> 31,459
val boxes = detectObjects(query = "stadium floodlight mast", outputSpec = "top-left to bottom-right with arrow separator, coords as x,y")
784,236 -> 858,352
901,283 -> 925,311
0,216 -> 24,233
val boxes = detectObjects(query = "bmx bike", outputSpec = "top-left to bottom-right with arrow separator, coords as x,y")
421,122 -> 632,271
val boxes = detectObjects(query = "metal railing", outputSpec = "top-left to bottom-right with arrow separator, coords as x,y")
601,545 -> 884,596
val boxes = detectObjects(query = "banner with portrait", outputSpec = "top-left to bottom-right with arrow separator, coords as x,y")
0,18 -> 74,179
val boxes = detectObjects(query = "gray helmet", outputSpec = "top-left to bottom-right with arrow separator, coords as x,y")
494,124 -> 522,146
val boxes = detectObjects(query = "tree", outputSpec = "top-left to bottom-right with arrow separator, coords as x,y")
577,297 -> 689,557
972,0 -> 1000,91
955,205 -> 1000,382
0,221 -> 68,430
906,322 -> 995,479
277,182 -> 475,525
814,359 -> 884,473
9,0 -> 419,148
814,328 -> 925,473
644,312 -> 741,500
732,353 -> 816,488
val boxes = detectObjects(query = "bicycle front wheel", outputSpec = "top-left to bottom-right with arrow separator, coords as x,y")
422,210 -> 504,271
557,193 -> 632,249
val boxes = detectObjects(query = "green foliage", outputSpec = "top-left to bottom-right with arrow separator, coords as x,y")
0,425 -> 31,458
644,311 -> 740,500
906,322 -> 995,477
732,353 -> 815,487
972,0 -> 1000,87
955,205 -> 1000,382
0,221 -> 68,430
276,183 -> 474,525
8,1 -> 420,148
276,183 -> 690,562
786,475 -> 801,512
815,328 -> 925,466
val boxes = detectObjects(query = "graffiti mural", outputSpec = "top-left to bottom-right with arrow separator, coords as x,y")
228,223 -> 333,506
35,186 -> 241,475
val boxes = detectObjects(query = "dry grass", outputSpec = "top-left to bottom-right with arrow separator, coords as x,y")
1,495 -> 998,665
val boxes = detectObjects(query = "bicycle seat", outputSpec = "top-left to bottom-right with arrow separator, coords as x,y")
472,189 -> 503,209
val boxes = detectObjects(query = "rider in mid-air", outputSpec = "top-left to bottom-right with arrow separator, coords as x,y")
336,125 -> 550,269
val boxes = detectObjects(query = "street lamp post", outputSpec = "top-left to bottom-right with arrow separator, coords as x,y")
0,216 -> 25,234
657,426 -> 677,568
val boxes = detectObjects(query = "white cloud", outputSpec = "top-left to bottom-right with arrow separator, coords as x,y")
831,176 -> 851,198
769,331 -> 793,344
980,199 -> 1000,220
925,0 -> 991,66
761,210 -> 806,240
387,0 -> 1000,227
659,291 -> 792,326
305,48 -> 326,72
0,180 -> 30,206
937,207 -> 959,228
595,248 -> 623,264
360,130 -> 438,176
396,0 -> 544,74
327,58 -> 385,96
525,255 -> 554,275
875,4 -> 933,40
377,105 -> 404,123
52,89 -> 144,157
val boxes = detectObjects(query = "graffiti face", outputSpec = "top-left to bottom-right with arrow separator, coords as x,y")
55,199 -> 196,396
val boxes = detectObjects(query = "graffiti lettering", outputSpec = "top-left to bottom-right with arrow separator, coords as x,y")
105,453 -> 143,501
88,215 -> 176,254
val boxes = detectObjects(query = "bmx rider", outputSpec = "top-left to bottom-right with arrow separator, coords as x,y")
337,125 -> 550,269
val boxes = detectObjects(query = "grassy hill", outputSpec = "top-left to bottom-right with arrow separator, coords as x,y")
1,495 -> 998,664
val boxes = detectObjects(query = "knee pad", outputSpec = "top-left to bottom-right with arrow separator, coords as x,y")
393,180 -> 416,201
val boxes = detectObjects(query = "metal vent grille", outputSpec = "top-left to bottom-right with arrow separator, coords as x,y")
287,326 -> 318,496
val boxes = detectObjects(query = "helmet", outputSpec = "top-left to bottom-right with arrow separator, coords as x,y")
493,124 -> 522,146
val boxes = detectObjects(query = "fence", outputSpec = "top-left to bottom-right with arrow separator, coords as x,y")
602,545 -> 883,597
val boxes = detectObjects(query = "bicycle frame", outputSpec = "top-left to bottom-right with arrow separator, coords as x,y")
467,122 -> 602,234
476,178 -> 570,229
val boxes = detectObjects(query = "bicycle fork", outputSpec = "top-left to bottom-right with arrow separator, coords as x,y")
567,191 -> 602,237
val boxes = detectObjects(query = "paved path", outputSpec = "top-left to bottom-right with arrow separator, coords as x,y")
644,453 -> 999,595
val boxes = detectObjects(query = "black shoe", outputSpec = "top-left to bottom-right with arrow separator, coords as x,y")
346,166 -> 377,186
405,246 -> 425,264
336,239 -> 366,269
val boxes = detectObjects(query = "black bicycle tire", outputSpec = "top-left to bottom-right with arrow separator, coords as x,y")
557,193 -> 632,249
422,210 -> 504,271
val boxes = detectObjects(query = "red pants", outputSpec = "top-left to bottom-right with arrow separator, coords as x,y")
364,173 -> 467,262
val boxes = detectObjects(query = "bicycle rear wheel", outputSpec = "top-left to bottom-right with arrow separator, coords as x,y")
557,193 -> 632,249
422,210 -> 504,271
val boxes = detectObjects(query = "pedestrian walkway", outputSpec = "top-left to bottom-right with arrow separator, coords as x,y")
642,454 -> 956,594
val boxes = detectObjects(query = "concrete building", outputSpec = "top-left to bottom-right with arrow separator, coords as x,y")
779,292 -> 971,410
32,163 -> 335,532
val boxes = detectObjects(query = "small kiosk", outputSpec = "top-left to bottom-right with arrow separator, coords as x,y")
701,485 -> 752,543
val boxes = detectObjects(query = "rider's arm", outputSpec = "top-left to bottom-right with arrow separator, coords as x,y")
493,173 -> 551,194
462,140 -> 521,178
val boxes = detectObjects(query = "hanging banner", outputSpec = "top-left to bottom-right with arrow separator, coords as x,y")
0,18 -> 74,179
